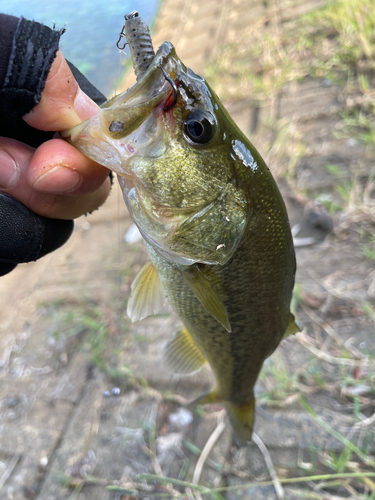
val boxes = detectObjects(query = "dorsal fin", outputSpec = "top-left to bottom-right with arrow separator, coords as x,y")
127,260 -> 165,322
163,327 -> 207,375
282,313 -> 302,340
180,265 -> 231,332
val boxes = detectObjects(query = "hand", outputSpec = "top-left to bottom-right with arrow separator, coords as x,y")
0,50 -> 111,219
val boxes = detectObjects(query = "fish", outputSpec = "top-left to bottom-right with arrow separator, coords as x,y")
62,35 -> 299,442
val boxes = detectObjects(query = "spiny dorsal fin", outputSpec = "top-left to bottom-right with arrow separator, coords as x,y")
282,313 -> 302,340
163,327 -> 207,375
180,265 -> 231,332
127,260 -> 165,322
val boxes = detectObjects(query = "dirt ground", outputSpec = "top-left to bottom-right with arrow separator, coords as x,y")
1,0 -> 375,499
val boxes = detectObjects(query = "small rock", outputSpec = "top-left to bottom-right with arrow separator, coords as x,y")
168,407 -> 193,428
156,432 -> 183,450
293,237 -> 315,247
321,78 -> 333,87
346,138 -> 358,148
307,208 -> 333,233
341,384 -> 372,398
6,396 -> 19,408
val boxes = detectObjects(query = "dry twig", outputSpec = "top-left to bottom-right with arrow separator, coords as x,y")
0,454 -> 20,490
353,410 -> 375,429
301,304 -> 342,345
192,410 -> 226,486
142,445 -> 164,477
252,432 -> 285,500
296,332 -> 374,367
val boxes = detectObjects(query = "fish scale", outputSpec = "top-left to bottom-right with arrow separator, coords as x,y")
145,170 -> 294,400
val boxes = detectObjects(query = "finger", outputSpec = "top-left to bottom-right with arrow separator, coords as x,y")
27,138 -> 111,195
23,50 -> 99,131
28,179 -> 112,219
0,138 -> 111,219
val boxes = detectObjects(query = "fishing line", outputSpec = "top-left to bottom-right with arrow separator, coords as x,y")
114,45 -> 128,97
114,16 -> 126,307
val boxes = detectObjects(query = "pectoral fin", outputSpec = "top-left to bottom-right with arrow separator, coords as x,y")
127,260 -> 165,322
180,265 -> 231,332
282,313 -> 302,340
163,327 -> 207,375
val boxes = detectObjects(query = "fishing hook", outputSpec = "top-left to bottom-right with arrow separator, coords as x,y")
117,11 -> 139,50
161,67 -> 178,111
116,30 -> 128,50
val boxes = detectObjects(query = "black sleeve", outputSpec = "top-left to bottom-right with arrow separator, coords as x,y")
0,14 -> 107,147
0,15 -> 107,276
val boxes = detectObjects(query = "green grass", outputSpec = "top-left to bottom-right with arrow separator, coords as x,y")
257,290 -> 375,497
334,108 -> 375,148
205,0 -> 375,205
299,396 -> 375,478
206,0 -> 375,104
81,309 -> 110,370
325,163 -> 348,178
40,298 -> 138,385
60,470 -> 375,498
314,193 -> 343,214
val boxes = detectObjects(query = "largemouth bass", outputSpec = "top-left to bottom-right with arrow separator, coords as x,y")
62,37 -> 298,442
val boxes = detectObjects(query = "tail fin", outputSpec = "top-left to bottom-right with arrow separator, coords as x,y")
190,390 -> 255,443
224,398 -> 255,443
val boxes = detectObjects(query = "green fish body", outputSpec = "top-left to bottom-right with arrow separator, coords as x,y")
63,42 -> 298,441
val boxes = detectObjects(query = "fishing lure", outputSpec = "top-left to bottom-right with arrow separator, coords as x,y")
117,11 -> 155,81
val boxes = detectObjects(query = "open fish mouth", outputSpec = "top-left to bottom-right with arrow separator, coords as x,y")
61,41 -> 215,266
61,41 -> 178,176
61,14 -> 248,267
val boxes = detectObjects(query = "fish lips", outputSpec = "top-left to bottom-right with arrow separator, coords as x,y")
61,42 -> 178,175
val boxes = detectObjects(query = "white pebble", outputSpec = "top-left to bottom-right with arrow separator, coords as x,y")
168,407 -> 193,428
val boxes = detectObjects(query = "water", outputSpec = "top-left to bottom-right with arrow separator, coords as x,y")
2,0 -> 158,96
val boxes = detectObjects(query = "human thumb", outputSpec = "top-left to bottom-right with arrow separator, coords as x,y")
23,50 -> 99,131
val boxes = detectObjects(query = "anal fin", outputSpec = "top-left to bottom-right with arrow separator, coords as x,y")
163,327 -> 207,375
127,260 -> 165,322
189,389 -> 220,407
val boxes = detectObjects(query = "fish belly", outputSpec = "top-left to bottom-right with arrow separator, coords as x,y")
145,214 -> 294,404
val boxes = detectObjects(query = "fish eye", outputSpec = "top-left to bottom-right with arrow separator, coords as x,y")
184,111 -> 215,145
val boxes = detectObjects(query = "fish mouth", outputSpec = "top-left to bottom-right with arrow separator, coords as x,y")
61,42 -> 178,175
62,43 -> 245,266
62,42 -> 209,265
